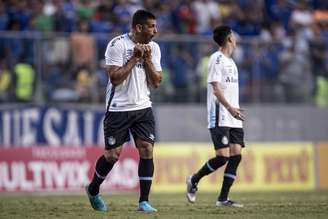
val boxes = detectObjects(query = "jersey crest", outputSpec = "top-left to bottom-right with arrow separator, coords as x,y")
216,55 -> 222,64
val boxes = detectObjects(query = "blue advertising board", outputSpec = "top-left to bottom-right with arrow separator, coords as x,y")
0,105 -> 105,147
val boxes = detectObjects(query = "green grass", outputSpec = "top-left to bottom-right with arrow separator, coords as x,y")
1,191 -> 328,219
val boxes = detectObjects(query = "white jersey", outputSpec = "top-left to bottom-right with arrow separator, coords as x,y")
207,51 -> 242,128
104,33 -> 162,111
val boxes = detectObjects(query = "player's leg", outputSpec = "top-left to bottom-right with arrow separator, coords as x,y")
88,146 -> 123,195
131,108 -> 157,212
217,128 -> 244,207
186,127 -> 230,203
86,146 -> 123,212
86,111 -> 130,212
135,139 -> 157,212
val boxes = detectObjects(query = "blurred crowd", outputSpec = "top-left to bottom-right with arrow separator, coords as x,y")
0,0 -> 328,105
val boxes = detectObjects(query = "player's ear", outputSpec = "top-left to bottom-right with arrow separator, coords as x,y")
227,34 -> 232,44
136,24 -> 143,33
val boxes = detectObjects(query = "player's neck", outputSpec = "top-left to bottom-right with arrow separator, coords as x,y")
220,45 -> 233,58
128,32 -> 143,44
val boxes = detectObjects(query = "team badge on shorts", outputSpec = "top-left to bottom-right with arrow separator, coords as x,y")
107,136 -> 116,145
221,136 -> 229,145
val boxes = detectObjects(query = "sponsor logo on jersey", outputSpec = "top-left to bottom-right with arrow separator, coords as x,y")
225,76 -> 238,83
136,62 -> 145,69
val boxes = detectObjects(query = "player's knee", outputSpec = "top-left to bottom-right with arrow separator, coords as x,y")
137,142 -> 153,159
208,155 -> 229,170
103,151 -> 120,164
230,144 -> 242,155
225,154 -> 242,174
216,148 -> 230,157
217,155 -> 229,165
230,154 -> 242,166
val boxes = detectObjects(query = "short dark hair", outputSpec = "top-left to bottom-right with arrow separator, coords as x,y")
213,25 -> 232,46
132,10 -> 156,27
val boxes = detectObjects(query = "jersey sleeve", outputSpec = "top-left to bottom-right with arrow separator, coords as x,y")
207,55 -> 222,83
151,42 -> 162,72
105,38 -> 124,66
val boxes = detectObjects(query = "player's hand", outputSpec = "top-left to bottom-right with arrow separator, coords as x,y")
133,43 -> 144,59
228,107 -> 245,121
142,44 -> 152,60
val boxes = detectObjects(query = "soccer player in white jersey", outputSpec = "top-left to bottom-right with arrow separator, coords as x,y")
186,25 -> 245,207
86,10 -> 162,213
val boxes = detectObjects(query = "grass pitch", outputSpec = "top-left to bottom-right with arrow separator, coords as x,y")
1,191 -> 328,219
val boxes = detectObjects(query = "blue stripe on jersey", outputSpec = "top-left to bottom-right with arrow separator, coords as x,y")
215,103 -> 219,127
209,103 -> 217,128
106,86 -> 115,112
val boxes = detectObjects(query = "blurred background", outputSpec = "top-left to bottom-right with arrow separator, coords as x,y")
0,0 -> 327,194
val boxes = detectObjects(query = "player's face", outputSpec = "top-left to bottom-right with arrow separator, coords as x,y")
140,19 -> 158,43
230,32 -> 237,49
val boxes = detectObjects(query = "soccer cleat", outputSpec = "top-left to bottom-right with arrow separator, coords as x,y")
216,199 -> 244,208
186,175 -> 198,203
85,185 -> 108,212
138,201 -> 157,212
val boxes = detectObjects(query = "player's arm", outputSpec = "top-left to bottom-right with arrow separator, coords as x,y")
211,82 -> 245,121
143,44 -> 162,89
106,43 -> 144,86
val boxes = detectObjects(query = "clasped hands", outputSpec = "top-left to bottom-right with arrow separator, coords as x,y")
133,43 -> 152,61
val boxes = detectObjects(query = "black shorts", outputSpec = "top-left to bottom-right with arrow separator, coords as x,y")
209,127 -> 245,150
103,107 -> 155,149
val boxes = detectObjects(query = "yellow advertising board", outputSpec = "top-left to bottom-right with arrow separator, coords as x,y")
318,143 -> 328,189
153,143 -> 315,192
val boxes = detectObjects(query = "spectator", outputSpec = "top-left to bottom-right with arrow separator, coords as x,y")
169,44 -> 194,102
89,4 -> 114,33
195,42 -> 215,102
4,19 -> 24,66
289,1 -> 315,54
53,0 -> 76,32
70,20 -> 95,71
30,0 -> 54,32
0,0 -> 8,31
113,0 -> 138,33
89,3 -> 117,59
176,0 -> 197,34
233,2 -> 263,36
258,41 -> 283,102
192,0 -> 220,35
265,0 -> 292,31
315,75 -> 328,107
278,33 -> 313,103
13,60 -> 36,102
155,2 -> 175,34
260,20 -> 286,42
0,59 -> 12,102
7,0 -> 32,31
75,0 -> 95,21
74,66 -> 96,102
